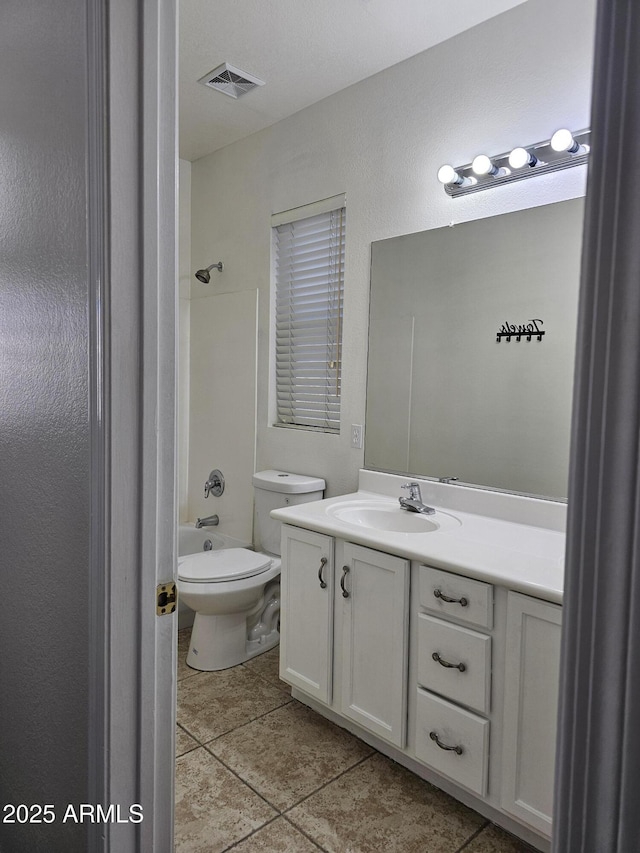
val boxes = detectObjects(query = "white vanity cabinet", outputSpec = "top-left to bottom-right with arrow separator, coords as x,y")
340,542 -> 409,747
279,525 -> 410,748
279,526 -> 334,703
501,591 -> 562,836
414,566 -> 493,797
277,512 -> 563,853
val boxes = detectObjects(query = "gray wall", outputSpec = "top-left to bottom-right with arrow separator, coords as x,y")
0,2 -> 90,850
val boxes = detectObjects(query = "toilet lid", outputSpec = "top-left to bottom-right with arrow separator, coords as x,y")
178,548 -> 272,583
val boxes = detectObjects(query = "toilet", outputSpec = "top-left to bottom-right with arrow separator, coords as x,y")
178,470 -> 325,671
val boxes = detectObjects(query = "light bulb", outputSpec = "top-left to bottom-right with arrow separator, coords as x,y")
508,147 -> 538,169
472,154 -> 510,179
550,128 -> 589,155
437,164 -> 459,185
437,164 -> 477,189
472,154 -> 493,176
550,128 -> 575,152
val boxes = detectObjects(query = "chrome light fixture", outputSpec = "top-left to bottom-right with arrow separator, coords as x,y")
439,128 -> 590,197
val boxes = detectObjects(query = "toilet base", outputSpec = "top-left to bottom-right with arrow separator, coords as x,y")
186,612 -> 279,672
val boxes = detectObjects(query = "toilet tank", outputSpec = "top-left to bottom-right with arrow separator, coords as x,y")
253,470 -> 325,556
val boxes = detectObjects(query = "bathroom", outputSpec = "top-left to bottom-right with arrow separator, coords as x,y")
5,0 -> 636,851
177,0 -> 594,530
175,0 -> 592,850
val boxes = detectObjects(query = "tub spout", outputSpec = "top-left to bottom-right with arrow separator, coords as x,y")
195,515 -> 219,529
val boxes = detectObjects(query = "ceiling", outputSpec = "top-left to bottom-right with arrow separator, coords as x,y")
179,0 -> 526,162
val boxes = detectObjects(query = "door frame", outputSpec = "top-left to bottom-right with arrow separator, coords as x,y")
87,0 -> 177,849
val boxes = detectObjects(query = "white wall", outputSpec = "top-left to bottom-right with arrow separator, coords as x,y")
178,158 -> 191,521
187,289 -> 258,539
178,164 -> 260,540
188,0 -> 596,507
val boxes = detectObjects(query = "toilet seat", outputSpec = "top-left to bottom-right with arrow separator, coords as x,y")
178,548 -> 272,583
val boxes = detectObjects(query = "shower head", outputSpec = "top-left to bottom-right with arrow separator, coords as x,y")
195,261 -> 224,283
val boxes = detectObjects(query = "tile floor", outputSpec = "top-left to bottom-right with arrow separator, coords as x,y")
175,628 -> 537,853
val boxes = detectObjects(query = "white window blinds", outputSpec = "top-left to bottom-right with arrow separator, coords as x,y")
273,199 -> 346,433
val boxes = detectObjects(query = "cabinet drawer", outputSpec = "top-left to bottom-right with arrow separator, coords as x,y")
417,615 -> 491,714
420,566 -> 493,629
415,688 -> 490,797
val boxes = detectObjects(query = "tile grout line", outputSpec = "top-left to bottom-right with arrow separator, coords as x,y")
454,820 -> 490,852
176,716 -> 286,846
178,694 -> 296,748
199,716 -> 376,821
177,668 -> 295,767
176,659 -> 294,738
176,669 -> 201,684
176,655 -> 211,684
456,820 -> 541,853
175,722 -> 201,757
279,814 -> 331,852
220,814 -> 329,853
204,738 -> 375,820
239,664 -> 293,698
179,691 -> 378,815
178,641 -> 288,692
218,815 -> 281,853
281,751 -> 376,817
176,648 -> 338,851
214,750 -> 374,853
179,659 -> 273,686
200,742 -> 284,816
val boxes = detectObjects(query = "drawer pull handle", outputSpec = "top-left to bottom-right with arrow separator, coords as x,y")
340,565 -> 350,598
318,557 -> 328,589
433,588 -> 468,607
432,651 -> 466,672
429,731 -> 464,755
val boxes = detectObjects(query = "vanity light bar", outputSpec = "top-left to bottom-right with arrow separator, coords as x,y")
438,129 -> 590,197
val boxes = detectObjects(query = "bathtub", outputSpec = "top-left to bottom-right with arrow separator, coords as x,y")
178,524 -> 250,557
177,523 -> 251,628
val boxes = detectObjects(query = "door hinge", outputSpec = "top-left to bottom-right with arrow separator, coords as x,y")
156,582 -> 177,615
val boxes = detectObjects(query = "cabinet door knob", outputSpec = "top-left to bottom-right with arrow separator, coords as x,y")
340,565 -> 350,598
433,588 -> 468,607
432,651 -> 466,672
429,730 -> 464,755
318,556 -> 328,589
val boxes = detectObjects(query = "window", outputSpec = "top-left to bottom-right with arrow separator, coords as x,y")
272,195 -> 346,433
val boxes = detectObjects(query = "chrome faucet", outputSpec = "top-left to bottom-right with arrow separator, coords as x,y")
399,482 -> 435,515
195,514 -> 219,529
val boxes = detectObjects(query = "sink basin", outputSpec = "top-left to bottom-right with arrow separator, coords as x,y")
326,500 -> 460,534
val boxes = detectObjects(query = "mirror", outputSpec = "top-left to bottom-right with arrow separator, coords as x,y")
365,198 -> 584,500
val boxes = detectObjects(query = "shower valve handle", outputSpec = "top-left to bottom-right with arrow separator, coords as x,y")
204,469 -> 225,498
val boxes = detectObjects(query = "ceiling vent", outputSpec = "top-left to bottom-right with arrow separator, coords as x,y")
198,63 -> 265,99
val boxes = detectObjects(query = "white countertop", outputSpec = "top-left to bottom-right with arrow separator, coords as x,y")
272,486 -> 565,604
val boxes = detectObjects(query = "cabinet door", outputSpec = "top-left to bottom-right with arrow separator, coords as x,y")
501,592 -> 562,837
340,543 -> 409,747
279,525 -> 334,704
